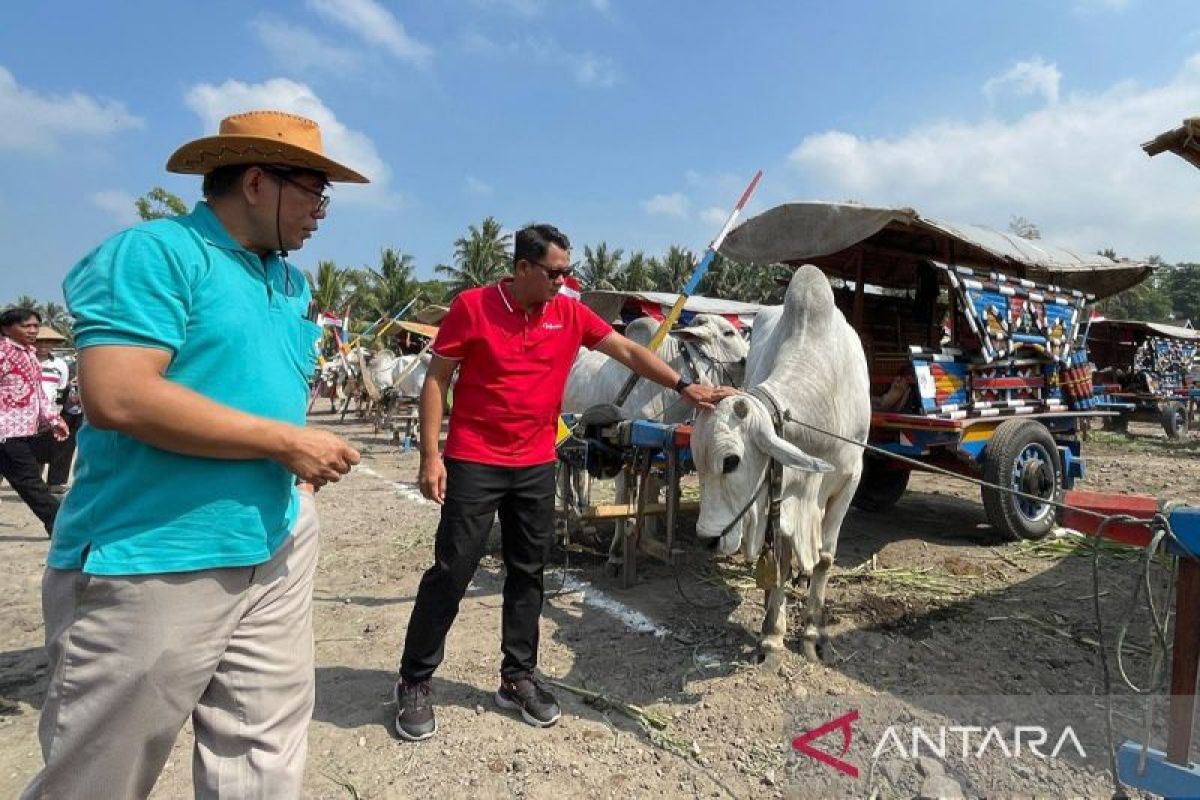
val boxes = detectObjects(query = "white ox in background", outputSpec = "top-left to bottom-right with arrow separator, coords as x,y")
561,313 -> 750,565
369,349 -> 431,398
691,265 -> 870,662
563,314 -> 749,421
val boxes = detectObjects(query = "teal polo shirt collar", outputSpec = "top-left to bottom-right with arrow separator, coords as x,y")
189,201 -> 248,252
188,201 -> 288,270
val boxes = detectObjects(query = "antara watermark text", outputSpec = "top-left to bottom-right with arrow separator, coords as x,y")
872,725 -> 1087,761
791,710 -> 1087,779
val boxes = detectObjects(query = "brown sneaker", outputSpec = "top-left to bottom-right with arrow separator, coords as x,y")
495,675 -> 561,728
394,678 -> 436,741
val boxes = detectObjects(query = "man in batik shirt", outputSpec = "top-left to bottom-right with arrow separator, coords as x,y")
0,307 -> 67,534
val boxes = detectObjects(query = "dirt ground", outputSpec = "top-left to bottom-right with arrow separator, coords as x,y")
2,416 -> 1199,799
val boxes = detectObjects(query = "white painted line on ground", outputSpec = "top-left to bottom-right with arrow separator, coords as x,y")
565,577 -> 671,638
354,465 -> 431,505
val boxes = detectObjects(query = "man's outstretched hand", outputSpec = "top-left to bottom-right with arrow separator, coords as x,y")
681,384 -> 739,411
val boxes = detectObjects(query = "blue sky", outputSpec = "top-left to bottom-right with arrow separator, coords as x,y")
4,0 -> 1200,304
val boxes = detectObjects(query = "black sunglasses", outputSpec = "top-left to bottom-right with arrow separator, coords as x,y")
263,167 -> 331,212
527,260 -> 574,280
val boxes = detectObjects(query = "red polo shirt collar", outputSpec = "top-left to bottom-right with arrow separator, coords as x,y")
432,280 -> 613,466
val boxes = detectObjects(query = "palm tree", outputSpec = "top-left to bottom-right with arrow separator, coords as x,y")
345,248 -> 420,324
651,245 -> 696,293
306,260 -> 348,314
699,254 -> 789,304
436,217 -> 511,295
40,301 -> 73,344
579,242 -> 624,290
11,294 -> 40,312
612,251 -> 656,293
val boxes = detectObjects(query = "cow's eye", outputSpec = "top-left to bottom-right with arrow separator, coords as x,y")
722,454 -> 740,474
723,330 -> 735,337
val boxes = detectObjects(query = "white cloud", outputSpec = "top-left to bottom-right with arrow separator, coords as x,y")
459,31 -> 503,55
307,0 -> 433,66
183,78 -> 398,207
251,17 -> 360,73
0,66 -> 142,153
465,175 -> 494,196
983,57 -> 1062,106
571,52 -> 619,87
90,190 -> 140,227
641,192 -> 689,219
786,53 -> 1200,263
471,0 -> 546,15
524,38 -> 619,88
1072,0 -> 1133,13
588,0 -> 611,13
700,206 -> 727,226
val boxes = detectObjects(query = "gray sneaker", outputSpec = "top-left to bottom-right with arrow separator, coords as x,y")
394,678 -> 436,741
495,675 -> 561,728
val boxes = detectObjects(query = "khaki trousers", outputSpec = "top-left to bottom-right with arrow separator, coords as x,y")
23,492 -> 320,800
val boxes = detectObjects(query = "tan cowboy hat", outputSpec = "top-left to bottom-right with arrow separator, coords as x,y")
166,110 -> 369,183
35,326 -> 67,343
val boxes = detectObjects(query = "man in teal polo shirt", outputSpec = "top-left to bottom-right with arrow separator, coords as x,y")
23,111 -> 366,800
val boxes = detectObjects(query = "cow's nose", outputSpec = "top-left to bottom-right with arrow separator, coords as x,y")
722,454 -> 740,474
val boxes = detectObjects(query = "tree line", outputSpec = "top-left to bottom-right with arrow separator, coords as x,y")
6,193 -> 1197,345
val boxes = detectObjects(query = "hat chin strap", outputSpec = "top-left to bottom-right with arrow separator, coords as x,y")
274,182 -> 293,295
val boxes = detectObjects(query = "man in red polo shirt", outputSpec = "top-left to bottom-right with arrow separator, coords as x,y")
395,223 -> 732,740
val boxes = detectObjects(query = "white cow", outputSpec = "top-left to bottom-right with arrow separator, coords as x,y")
562,314 -> 749,420
691,265 -> 871,662
370,349 -> 431,397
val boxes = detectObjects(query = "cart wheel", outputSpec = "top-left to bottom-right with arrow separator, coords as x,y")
1161,402 -> 1188,440
981,419 -> 1062,541
851,455 -> 910,512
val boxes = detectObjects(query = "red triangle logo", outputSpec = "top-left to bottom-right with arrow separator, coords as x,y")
791,709 -> 859,778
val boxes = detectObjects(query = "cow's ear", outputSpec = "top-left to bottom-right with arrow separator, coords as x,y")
674,328 -> 712,343
761,429 -> 835,473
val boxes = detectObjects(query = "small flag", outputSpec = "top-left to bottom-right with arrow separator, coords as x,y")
561,275 -> 582,301
316,311 -> 343,327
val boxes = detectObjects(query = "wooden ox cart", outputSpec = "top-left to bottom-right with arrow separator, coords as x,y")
717,201 -> 1151,540
1088,318 -> 1199,439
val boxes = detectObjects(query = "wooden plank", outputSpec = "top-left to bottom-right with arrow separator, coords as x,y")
1168,559 -> 1200,765
583,501 -> 701,520
972,376 -> 1045,391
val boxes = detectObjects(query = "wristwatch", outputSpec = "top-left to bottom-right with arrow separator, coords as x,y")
674,376 -> 693,393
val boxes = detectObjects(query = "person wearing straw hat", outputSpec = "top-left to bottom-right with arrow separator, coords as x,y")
33,326 -> 76,493
24,111 -> 367,799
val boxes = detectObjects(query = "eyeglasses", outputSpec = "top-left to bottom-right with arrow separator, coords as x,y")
527,260 -> 574,280
263,167 -> 331,212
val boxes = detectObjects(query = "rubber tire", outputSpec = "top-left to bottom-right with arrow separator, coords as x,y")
851,456 -> 911,513
1161,402 -> 1188,440
980,419 -> 1063,541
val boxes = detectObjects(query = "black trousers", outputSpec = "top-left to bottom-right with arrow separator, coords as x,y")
401,458 -> 557,682
0,435 -> 60,534
47,413 -> 81,486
